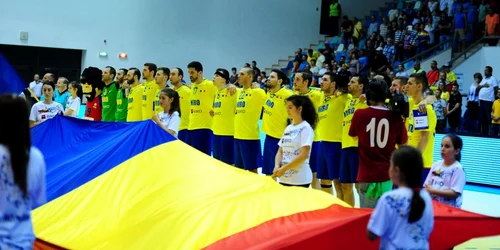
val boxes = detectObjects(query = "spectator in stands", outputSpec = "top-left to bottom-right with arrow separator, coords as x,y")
438,79 -> 450,102
479,0 -> 490,36
492,89 -> 500,136
299,55 -> 309,70
380,17 -> 390,39
352,17 -> 364,46
485,7 -> 499,46
434,88 -> 448,132
29,74 -> 42,100
427,61 -> 440,90
295,48 -> 303,62
415,23 -> 430,55
454,6 -> 467,52
318,62 -> 329,77
465,73 -> 482,133
349,53 -> 359,75
478,66 -> 499,135
443,63 -> 457,90
412,61 -> 425,75
368,16 -> 379,36
316,49 -> 326,68
429,0 -> 439,12
388,3 -> 399,22
341,16 -> 353,45
383,38 -> 396,65
371,47 -> 389,73
230,67 -> 238,84
425,19 -> 435,45
394,24 -> 406,61
404,27 -> 417,59
387,21 -> 398,41
439,11 -> 452,47
396,64 -> 409,78
447,83 -> 462,134
358,50 -> 369,76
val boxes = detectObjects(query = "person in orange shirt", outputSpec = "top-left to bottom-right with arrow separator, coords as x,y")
485,8 -> 499,46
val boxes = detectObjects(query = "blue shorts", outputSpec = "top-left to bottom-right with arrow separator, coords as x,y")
212,135 -> 234,165
187,129 -> 212,155
309,141 -> 321,173
234,139 -> 262,171
178,130 -> 188,143
262,135 -> 280,175
339,147 -> 359,183
317,142 -> 342,180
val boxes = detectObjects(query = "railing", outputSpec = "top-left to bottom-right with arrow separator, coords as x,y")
400,38 -> 452,65
448,36 -> 500,67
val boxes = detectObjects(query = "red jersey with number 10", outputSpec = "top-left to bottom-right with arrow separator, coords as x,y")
349,106 -> 407,183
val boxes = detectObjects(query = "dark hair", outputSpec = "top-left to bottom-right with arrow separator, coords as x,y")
43,80 -> 56,92
391,146 -> 425,223
173,67 -> 184,79
161,88 -> 181,117
45,73 -> 55,82
271,69 -> 289,87
0,94 -> 31,196
187,61 -> 203,72
473,72 -> 483,81
352,74 -> 369,93
328,72 -> 349,93
129,68 -> 141,80
367,79 -> 388,103
486,66 -> 493,73
119,68 -> 128,75
106,66 -> 116,79
286,95 -> 319,129
144,63 -> 157,76
409,73 -> 428,92
69,81 -> 83,101
215,68 -> 230,83
158,67 -> 171,80
394,76 -> 409,85
231,67 -> 237,71
297,70 -> 313,87
444,134 -> 463,161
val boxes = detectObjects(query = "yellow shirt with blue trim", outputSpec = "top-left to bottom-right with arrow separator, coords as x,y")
318,92 -> 351,142
262,88 -> 294,139
407,99 -> 437,168
188,79 -> 218,130
212,88 -> 237,136
342,97 -> 368,148
142,80 -> 158,120
175,85 -> 191,131
234,88 -> 267,140
295,89 -> 324,141
127,84 -> 145,122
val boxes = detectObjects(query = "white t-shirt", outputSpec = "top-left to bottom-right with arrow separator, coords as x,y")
277,121 -> 314,185
29,101 -> 64,123
0,145 -> 46,249
65,96 -> 81,118
316,55 -> 325,68
478,76 -> 498,102
159,111 -> 180,137
423,160 -> 466,208
368,188 -> 434,250
29,81 -> 43,98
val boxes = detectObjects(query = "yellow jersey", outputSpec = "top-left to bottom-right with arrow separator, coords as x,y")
295,89 -> 324,141
212,88 -> 237,136
188,79 -> 218,130
318,92 -> 350,142
493,100 -> 500,124
342,97 -> 368,148
142,80 -> 158,120
440,91 -> 450,102
407,100 -> 437,168
262,88 -> 294,139
127,84 -> 145,122
175,85 -> 191,131
234,88 -> 267,140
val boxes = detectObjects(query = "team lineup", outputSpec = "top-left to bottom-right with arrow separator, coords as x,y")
73,61 -> 438,209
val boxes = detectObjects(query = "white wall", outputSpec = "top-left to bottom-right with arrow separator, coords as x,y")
453,47 -> 500,94
0,0 -> 324,77
340,0 -> 389,18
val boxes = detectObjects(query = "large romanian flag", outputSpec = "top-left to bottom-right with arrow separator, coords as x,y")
32,116 -> 500,249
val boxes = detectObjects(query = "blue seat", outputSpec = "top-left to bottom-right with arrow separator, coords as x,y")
393,60 -> 401,69
404,60 -> 415,69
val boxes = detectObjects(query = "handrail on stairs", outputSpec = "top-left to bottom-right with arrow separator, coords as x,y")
448,36 -> 500,68
399,38 -> 452,66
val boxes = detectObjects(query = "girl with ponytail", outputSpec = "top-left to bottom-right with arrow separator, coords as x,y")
367,146 -> 434,249
424,134 -> 466,208
152,88 -> 181,138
